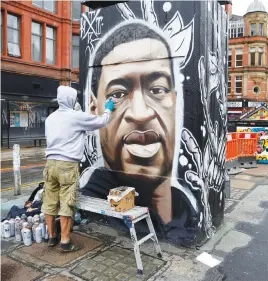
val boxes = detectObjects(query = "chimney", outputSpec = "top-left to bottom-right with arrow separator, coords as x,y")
225,3 -> 232,16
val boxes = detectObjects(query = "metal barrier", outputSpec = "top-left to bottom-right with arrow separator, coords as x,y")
237,133 -> 258,169
226,133 -> 241,176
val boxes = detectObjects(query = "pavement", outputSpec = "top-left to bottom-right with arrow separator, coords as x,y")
1,148 -> 268,281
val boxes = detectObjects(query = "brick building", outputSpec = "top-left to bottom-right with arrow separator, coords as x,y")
1,0 -> 87,147
226,0 -> 268,122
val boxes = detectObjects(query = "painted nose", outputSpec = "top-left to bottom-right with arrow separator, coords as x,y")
124,90 -> 155,124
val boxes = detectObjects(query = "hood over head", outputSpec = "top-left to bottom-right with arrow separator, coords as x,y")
57,85 -> 77,109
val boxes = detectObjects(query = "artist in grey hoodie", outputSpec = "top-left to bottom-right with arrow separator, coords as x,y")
42,85 -> 115,252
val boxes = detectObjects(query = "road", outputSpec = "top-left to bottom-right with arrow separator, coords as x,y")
1,158 -> 45,190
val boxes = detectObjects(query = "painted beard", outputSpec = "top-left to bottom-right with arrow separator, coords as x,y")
103,128 -> 172,192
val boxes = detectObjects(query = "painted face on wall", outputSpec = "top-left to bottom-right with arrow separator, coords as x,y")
93,38 -> 176,185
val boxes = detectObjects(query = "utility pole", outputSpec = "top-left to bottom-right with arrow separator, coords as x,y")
13,144 -> 21,195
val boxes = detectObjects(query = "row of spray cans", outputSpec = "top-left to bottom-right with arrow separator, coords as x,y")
1,213 -> 49,246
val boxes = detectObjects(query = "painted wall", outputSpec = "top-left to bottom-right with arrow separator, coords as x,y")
79,0 -> 228,247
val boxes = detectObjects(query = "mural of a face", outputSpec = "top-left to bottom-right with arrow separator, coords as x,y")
94,38 -> 176,185
80,0 -> 228,246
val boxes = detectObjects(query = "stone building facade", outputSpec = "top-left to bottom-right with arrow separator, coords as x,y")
227,0 -> 268,121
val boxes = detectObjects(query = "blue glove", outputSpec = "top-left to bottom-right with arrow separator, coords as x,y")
105,98 -> 115,112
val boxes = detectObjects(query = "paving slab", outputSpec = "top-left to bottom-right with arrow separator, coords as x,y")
43,275 -> 76,281
229,179 -> 255,190
13,232 -> 103,267
1,256 -> 43,281
230,188 -> 248,200
243,166 -> 268,177
71,246 -> 165,281
234,174 -> 252,180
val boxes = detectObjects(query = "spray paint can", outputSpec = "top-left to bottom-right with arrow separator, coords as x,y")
27,216 -> 33,227
15,217 -> 22,242
39,213 -> 45,223
44,225 -> 49,242
35,224 -> 42,243
33,215 -> 40,223
39,221 -> 46,239
4,220 -> 11,238
1,222 -> 5,238
9,218 -> 15,237
21,222 -> 32,246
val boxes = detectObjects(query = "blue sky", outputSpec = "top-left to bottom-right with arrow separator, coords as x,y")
232,0 -> 268,16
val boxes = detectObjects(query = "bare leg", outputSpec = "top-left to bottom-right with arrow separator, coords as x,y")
60,216 -> 72,243
45,214 -> 56,238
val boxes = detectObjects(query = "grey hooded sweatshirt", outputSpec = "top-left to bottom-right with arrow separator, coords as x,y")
45,86 -> 110,162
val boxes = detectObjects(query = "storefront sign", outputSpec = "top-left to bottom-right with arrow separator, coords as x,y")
227,101 -> 242,108
248,102 -> 262,108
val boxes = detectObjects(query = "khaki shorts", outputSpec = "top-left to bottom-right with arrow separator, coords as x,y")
41,159 -> 79,217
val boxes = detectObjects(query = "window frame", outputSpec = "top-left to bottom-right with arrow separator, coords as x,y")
250,23 -> 256,36
32,0 -> 56,13
228,76 -> 231,95
235,76 -> 242,95
72,34 -> 79,68
31,21 -> 43,62
46,25 -> 56,64
259,23 -> 264,36
72,0 -> 81,21
7,13 -> 21,58
249,47 -> 256,66
1,11 -> 3,53
258,47 -> 263,66
235,48 -> 243,67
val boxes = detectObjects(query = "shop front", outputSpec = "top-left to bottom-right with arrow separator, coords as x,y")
1,72 -> 59,148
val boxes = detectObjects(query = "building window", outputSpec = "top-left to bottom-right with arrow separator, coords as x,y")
253,86 -> 261,95
237,26 -> 244,37
72,0 -> 81,21
228,76 -> 231,95
32,0 -> 56,13
235,48 -> 243,67
229,20 -> 244,38
46,26 -> 56,64
235,76 -> 242,94
228,49 -> 232,68
250,23 -> 256,36
249,47 -> 255,66
7,14 -> 21,57
32,22 -> 42,62
1,12 -> 3,53
259,23 -> 264,36
258,47 -> 263,66
72,35 -> 79,68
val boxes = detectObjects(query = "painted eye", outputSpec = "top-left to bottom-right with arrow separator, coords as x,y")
150,87 -> 170,95
108,91 -> 126,99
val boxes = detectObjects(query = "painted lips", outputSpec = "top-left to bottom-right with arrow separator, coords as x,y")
123,130 -> 161,158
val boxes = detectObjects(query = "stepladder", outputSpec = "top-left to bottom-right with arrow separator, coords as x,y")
77,195 -> 163,275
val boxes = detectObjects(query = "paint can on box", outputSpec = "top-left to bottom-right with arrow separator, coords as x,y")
9,218 -> 15,237
4,220 -> 11,238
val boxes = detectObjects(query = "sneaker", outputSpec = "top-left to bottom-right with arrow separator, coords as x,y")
60,240 -> 81,252
47,236 -> 58,247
